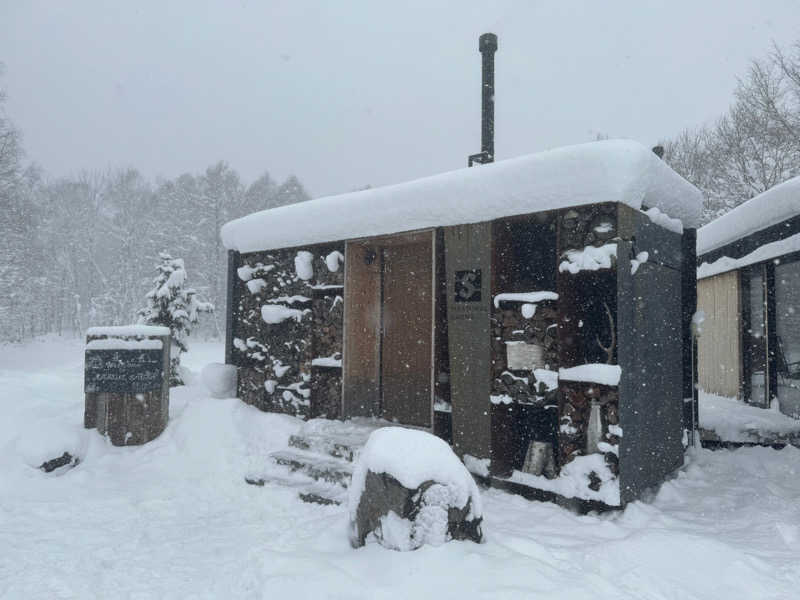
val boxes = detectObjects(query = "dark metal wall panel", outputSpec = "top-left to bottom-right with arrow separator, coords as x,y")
681,229 -> 698,432
636,216 -> 683,269
225,250 -> 239,365
617,219 -> 685,504
444,222 -> 493,460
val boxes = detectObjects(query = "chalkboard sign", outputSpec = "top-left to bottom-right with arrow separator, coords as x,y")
85,349 -> 163,393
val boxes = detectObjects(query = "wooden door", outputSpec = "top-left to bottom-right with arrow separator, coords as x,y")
343,242 -> 382,418
381,238 -> 433,427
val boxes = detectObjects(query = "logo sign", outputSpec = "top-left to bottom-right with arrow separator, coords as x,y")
455,269 -> 482,302
85,349 -> 163,394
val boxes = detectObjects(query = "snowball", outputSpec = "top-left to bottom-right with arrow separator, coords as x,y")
200,363 -> 237,399
294,251 -> 314,281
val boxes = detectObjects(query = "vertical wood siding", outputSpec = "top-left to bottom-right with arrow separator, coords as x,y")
697,271 -> 741,398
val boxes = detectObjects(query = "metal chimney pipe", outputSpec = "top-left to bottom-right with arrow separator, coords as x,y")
479,33 -> 497,162
469,33 -> 498,167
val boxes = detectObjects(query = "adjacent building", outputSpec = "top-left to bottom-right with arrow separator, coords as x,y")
697,176 -> 800,419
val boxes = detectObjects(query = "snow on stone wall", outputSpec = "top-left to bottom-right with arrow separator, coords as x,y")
230,244 -> 344,419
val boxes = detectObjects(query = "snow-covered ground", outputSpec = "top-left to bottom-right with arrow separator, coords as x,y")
2,337 -> 799,599
699,390 -> 800,443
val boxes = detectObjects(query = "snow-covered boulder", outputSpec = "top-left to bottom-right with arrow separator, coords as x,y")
348,427 -> 483,550
201,363 -> 237,398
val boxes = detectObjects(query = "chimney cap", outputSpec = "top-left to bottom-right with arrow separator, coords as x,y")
479,33 -> 498,53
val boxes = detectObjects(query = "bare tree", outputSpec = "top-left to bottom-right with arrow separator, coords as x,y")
664,40 -> 800,225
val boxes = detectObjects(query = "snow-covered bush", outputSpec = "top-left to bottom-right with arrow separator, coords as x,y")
136,252 -> 213,385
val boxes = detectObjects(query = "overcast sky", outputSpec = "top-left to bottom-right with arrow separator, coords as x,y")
1,1 -> 798,197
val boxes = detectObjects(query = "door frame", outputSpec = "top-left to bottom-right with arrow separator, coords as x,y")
341,229 -> 436,430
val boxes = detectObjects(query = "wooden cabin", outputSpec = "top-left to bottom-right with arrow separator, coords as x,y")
697,176 -> 800,419
221,139 -> 702,509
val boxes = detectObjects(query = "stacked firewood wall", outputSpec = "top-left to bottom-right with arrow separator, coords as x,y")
489,300 -> 560,477
231,244 -> 344,420
310,269 -> 344,419
556,204 -> 620,488
490,303 -> 559,401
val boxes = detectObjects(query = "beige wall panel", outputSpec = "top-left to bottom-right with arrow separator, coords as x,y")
697,271 -> 741,398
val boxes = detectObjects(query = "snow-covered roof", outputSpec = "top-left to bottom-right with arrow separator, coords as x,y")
697,176 -> 800,256
221,140 -> 702,253
697,232 -> 800,280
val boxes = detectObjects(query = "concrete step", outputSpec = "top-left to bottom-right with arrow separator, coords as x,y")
288,433 -> 362,463
269,449 -> 354,488
244,472 -> 347,506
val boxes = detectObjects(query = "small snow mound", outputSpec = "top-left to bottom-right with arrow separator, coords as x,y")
201,363 -> 237,399
15,419 -> 88,470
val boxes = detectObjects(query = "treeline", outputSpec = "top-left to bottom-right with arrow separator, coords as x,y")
663,41 -> 800,224
0,83 -> 309,341
4,41 -> 800,340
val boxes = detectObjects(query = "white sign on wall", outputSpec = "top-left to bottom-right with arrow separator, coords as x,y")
505,341 -> 544,371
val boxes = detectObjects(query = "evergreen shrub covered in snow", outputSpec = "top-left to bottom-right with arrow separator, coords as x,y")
137,252 -> 213,385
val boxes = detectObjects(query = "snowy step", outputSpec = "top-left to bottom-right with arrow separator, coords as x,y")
288,433 -> 362,463
244,472 -> 347,506
269,449 -> 353,487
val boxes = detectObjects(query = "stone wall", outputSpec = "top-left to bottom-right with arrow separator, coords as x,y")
230,244 -> 344,419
